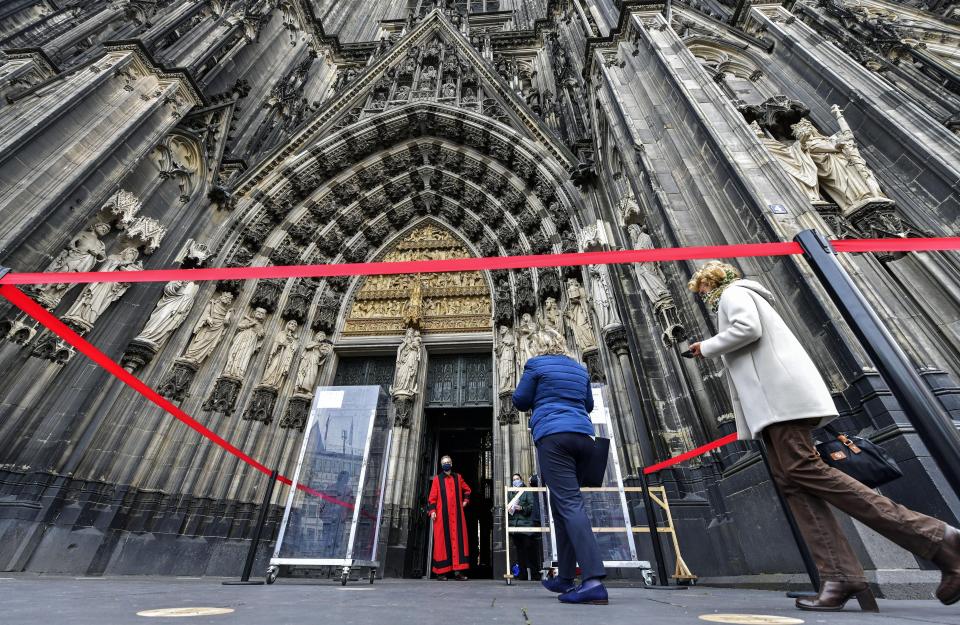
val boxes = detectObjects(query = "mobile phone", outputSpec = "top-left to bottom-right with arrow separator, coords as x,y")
680,349 -> 694,359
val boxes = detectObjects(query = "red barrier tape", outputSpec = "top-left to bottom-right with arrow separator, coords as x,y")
0,284 -> 355,511
642,433 -> 740,475
2,237 -> 958,287
0,241 -> 804,285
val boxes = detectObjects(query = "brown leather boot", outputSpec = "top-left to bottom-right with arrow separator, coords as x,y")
795,581 -> 878,612
931,525 -> 960,605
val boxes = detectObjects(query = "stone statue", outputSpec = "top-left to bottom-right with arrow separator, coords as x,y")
442,82 -> 456,98
564,279 -> 598,353
294,330 -> 333,395
392,328 -> 422,396
33,222 -> 111,309
627,224 -> 672,304
180,292 -> 234,365
221,307 -> 266,379
133,281 -> 199,349
260,320 -> 298,390
495,325 -> 517,392
589,266 -> 619,329
791,112 -> 890,214
541,297 -> 564,334
63,247 -> 142,329
749,121 -> 822,205
516,312 -> 538,369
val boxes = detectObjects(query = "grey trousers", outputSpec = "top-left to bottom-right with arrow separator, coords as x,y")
763,419 -> 946,582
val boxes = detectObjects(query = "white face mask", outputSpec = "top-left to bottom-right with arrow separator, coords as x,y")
512,479 -> 523,487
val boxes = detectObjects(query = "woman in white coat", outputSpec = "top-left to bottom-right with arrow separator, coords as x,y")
688,261 -> 960,612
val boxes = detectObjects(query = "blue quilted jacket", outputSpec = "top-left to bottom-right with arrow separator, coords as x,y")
512,354 -> 595,442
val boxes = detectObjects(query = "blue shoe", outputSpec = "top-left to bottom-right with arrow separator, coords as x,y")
559,583 -> 609,605
542,577 -> 576,594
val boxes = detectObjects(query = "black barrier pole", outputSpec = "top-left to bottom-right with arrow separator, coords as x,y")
223,469 -> 279,585
758,443 -> 820,596
796,229 -> 960,497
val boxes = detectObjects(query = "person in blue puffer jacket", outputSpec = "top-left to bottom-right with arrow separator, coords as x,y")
513,328 -> 607,605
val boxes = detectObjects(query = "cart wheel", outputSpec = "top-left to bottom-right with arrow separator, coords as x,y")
265,566 -> 278,585
505,577 -> 512,586
341,567 -> 350,586
369,569 -> 376,584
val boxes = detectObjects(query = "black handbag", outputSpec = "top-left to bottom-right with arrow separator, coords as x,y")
579,436 -> 611,488
815,423 -> 903,488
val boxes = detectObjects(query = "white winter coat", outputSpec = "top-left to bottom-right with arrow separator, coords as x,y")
700,280 -> 838,440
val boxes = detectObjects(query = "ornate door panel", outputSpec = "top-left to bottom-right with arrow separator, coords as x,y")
425,354 -> 492,407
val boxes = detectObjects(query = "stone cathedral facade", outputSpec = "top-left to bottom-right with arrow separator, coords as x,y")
0,0 -> 957,594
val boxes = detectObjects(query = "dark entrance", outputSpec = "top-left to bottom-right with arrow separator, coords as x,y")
418,407 -> 494,579
412,352 -> 494,579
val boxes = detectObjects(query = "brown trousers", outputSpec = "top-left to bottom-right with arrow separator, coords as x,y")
762,419 -> 946,582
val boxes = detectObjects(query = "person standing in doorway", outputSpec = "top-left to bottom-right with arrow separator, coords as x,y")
688,260 -> 960,612
428,455 -> 472,581
513,329 -> 608,605
507,473 -> 539,581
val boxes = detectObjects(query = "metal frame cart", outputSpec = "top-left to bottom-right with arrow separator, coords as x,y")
267,386 -> 393,586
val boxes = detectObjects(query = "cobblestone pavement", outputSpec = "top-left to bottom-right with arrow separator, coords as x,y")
3,575 -> 960,625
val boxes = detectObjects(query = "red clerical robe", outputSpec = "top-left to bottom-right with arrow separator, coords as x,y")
428,472 -> 472,574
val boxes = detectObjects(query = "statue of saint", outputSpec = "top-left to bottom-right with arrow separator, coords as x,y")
180,292 -> 234,365
516,313 -> 538,369
541,297 -> 564,334
133,281 -> 199,348
791,112 -> 890,214
33,223 -> 111,309
564,279 -> 597,352
222,308 -> 266,379
495,325 -> 517,393
392,328 -> 422,396
749,121 -> 822,205
63,247 -> 142,328
294,330 -> 333,395
260,320 -> 299,390
627,224 -> 672,304
589,266 -> 618,329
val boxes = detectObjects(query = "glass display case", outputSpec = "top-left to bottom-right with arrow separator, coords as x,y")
267,386 -> 393,585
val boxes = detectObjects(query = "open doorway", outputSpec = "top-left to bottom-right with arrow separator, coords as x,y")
420,407 -> 494,579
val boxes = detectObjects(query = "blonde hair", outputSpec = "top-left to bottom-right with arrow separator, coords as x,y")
532,328 -> 569,357
687,261 -> 741,293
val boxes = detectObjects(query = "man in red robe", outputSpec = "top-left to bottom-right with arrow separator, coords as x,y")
428,454 -> 472,580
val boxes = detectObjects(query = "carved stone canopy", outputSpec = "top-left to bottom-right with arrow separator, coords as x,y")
739,95 -> 811,141
343,222 -> 491,336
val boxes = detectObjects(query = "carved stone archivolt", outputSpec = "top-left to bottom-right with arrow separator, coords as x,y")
343,223 -> 491,336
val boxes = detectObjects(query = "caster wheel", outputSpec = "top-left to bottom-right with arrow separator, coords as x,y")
265,566 -> 278,585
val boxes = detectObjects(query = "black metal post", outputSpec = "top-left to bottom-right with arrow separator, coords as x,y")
758,443 -> 820,596
795,229 -> 960,498
607,264 -> 672,586
223,469 -> 279,585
